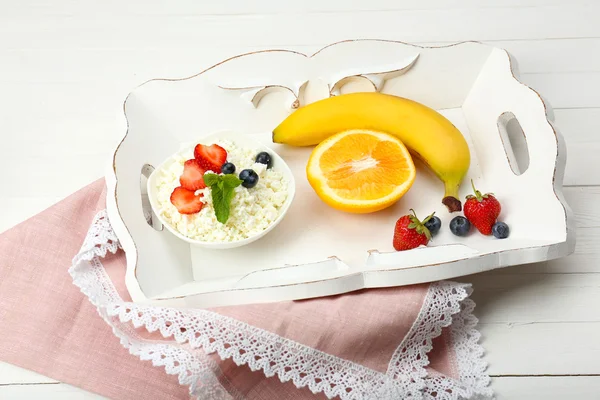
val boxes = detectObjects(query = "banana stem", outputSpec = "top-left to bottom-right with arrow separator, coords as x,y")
442,182 -> 462,212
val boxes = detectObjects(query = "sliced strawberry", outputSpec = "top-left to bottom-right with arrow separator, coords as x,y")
194,143 -> 227,173
170,186 -> 204,214
180,159 -> 207,191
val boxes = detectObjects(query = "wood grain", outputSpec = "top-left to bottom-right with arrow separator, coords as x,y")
554,109 -> 600,186
3,38 -> 600,86
481,321 -> 600,375
521,72 -> 600,109
488,187 -> 600,273
0,383 -> 104,399
468,273 -> 600,323
492,376 -> 600,400
1,5 -> 599,50
490,38 -> 600,73
4,0 -> 594,17
0,364 -> 57,385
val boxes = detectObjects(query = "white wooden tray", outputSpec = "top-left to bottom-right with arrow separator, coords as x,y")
106,40 -> 576,308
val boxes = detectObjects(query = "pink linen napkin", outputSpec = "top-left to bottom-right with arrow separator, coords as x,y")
0,179 -> 490,399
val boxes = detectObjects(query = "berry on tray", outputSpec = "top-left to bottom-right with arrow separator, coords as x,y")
194,143 -> 228,173
221,162 -> 236,175
393,209 -> 433,251
239,169 -> 259,188
464,179 -> 501,235
492,221 -> 510,239
255,151 -> 273,169
170,186 -> 204,214
424,215 -> 442,235
450,216 -> 471,236
179,159 -> 207,191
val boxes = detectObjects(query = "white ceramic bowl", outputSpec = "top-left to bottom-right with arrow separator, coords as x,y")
147,130 -> 296,249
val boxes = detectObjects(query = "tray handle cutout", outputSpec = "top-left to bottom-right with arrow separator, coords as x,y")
497,111 -> 530,176
140,164 -> 163,231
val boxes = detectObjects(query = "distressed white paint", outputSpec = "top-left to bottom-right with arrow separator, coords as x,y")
110,40 -> 574,307
1,0 -> 599,398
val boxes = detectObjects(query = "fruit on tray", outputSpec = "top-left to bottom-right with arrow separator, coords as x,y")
492,221 -> 510,239
393,209 -> 434,251
194,143 -> 228,173
179,159 -> 207,191
170,187 -> 204,214
463,180 -> 501,235
424,215 -> 442,236
305,129 -> 416,213
272,92 -> 470,212
449,216 -> 471,237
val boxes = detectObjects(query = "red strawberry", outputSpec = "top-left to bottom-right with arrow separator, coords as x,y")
463,180 -> 501,235
393,209 -> 434,251
170,186 -> 204,214
179,159 -> 207,191
194,143 -> 227,173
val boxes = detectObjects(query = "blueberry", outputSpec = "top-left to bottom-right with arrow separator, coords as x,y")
424,216 -> 442,235
492,221 -> 510,239
239,169 -> 259,188
255,152 -> 273,169
221,162 -> 236,174
450,216 -> 471,237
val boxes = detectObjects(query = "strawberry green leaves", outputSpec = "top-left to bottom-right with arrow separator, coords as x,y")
407,208 -> 433,241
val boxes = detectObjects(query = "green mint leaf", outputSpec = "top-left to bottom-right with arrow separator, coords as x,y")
203,173 -> 241,224
223,186 -> 236,214
211,183 -> 229,224
203,173 -> 220,187
222,174 -> 243,189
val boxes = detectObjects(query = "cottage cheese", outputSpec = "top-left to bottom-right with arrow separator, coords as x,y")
155,140 -> 289,242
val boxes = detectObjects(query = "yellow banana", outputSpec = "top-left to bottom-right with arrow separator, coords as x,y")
272,92 -> 470,212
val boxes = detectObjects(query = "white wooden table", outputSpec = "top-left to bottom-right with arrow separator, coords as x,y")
1,1 -> 599,398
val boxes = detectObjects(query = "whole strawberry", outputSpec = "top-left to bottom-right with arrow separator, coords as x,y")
393,209 -> 434,251
463,180 -> 501,235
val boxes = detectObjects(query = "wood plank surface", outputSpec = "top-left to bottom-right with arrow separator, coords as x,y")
1,1 -> 599,399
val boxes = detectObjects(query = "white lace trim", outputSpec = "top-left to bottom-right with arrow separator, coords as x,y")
388,281 -> 468,383
69,211 -> 233,399
70,210 -> 492,400
387,282 -> 492,399
417,293 -> 493,400
111,301 -> 412,399
446,297 -> 493,399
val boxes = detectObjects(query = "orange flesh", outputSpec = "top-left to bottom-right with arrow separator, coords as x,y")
318,133 -> 414,201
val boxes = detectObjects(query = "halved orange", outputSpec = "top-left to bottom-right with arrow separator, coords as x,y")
306,129 -> 416,213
